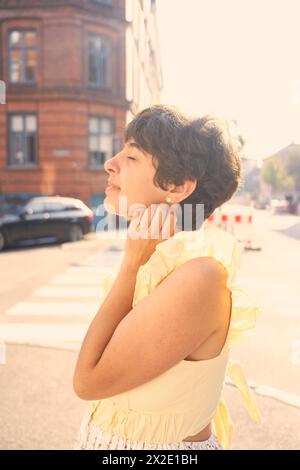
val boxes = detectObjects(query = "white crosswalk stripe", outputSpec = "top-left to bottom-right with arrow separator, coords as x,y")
66,267 -> 114,275
51,274 -> 107,285
32,286 -> 104,298
6,302 -> 100,316
0,323 -> 89,350
2,250 -> 123,348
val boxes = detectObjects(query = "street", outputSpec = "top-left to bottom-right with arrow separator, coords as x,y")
0,209 -> 300,449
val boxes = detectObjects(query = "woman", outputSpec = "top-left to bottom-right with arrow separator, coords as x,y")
73,105 -> 261,450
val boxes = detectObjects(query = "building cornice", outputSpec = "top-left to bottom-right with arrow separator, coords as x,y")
0,1 -> 126,23
5,88 -> 130,109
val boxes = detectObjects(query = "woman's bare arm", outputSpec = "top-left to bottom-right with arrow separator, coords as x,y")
73,255 -> 229,400
73,257 -> 140,395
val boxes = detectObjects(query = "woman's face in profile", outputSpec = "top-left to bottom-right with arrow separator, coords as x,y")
104,138 -> 170,220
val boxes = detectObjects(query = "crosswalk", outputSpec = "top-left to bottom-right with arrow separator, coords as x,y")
1,243 -> 299,352
1,248 -> 124,350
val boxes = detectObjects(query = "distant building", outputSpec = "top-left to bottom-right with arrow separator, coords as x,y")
0,0 -> 162,212
125,0 -> 163,119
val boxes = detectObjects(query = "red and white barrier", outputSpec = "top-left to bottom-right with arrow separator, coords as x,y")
205,204 -> 261,251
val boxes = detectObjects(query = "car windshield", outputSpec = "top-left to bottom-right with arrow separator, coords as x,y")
24,201 -> 45,214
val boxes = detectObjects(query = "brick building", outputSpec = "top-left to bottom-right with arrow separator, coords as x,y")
0,0 -> 162,211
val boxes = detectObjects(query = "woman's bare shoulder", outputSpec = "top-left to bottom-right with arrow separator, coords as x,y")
179,255 -> 228,284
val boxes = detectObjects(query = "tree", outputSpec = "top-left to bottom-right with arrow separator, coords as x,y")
261,156 -> 293,191
286,154 -> 300,191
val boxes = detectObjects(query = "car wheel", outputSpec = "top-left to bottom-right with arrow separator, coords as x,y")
0,230 -> 5,251
68,225 -> 83,242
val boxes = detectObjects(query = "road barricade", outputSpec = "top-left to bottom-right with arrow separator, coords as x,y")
206,204 -> 261,251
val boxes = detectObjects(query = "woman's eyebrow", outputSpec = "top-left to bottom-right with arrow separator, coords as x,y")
126,142 -> 148,156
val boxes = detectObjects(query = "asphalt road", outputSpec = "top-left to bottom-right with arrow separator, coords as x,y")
0,210 -> 299,449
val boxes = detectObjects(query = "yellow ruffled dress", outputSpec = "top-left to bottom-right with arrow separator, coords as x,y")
75,222 -> 262,450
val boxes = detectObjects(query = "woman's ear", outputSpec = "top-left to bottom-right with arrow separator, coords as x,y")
168,179 -> 197,203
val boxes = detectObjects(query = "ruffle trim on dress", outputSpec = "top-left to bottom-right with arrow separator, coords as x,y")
84,360 -> 262,451
88,398 -> 203,444
74,409 -> 223,450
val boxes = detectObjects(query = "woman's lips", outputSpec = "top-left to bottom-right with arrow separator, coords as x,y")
105,184 -> 120,193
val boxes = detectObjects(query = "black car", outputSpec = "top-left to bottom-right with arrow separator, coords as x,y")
0,196 -> 94,251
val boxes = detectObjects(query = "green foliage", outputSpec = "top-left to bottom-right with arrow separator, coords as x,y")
286,154 -> 300,190
261,157 -> 293,190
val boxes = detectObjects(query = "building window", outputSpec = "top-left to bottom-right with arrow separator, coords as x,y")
88,34 -> 112,88
8,30 -> 37,83
8,114 -> 38,166
93,0 -> 112,5
88,116 -> 114,168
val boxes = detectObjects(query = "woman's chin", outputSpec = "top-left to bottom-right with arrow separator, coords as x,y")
103,194 -> 149,221
103,199 -> 128,219
103,198 -> 117,214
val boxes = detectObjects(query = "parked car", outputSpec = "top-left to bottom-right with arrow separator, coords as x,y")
0,196 -> 94,251
253,199 -> 268,210
269,199 -> 289,215
0,191 -> 48,218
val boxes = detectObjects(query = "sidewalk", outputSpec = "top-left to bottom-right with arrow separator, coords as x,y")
60,230 -> 127,252
1,343 -> 299,450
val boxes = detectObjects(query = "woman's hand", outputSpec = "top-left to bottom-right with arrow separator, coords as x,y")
123,204 -> 178,269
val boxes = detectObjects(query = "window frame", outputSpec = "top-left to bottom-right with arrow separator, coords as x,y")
8,29 -> 37,84
87,32 -> 112,89
88,114 -> 115,170
7,112 -> 39,168
93,0 -> 113,5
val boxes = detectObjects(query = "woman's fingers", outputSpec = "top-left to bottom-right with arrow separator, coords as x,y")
151,204 -> 170,239
129,203 -> 177,240
138,205 -> 156,235
127,205 -> 146,238
161,209 -> 177,239
147,204 -> 177,240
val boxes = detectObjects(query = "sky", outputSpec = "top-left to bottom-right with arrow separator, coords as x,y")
156,0 -> 300,162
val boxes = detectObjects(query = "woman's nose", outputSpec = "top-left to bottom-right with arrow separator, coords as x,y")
104,155 -> 118,175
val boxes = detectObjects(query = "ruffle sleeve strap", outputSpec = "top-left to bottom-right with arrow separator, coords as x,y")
132,237 -> 185,307
225,286 -> 261,349
208,225 -> 261,349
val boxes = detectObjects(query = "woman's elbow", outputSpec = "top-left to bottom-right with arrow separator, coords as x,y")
73,372 -> 104,401
73,372 -> 92,400
73,379 -> 86,400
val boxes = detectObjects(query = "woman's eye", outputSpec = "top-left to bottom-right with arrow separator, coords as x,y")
127,156 -> 136,160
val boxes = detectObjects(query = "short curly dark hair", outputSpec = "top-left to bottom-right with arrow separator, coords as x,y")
124,104 -> 242,230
